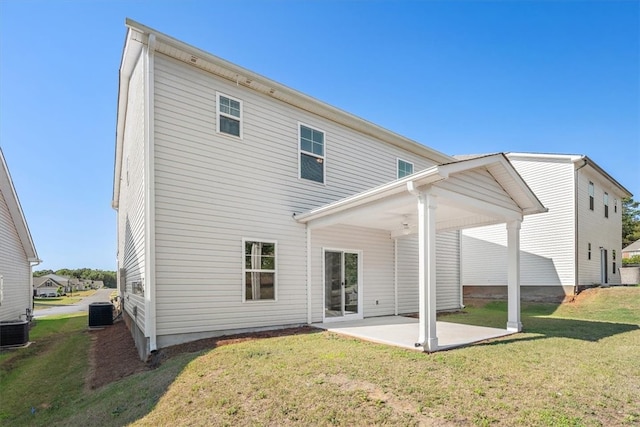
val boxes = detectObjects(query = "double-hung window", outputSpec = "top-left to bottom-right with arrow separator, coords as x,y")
243,239 -> 276,301
216,92 -> 243,138
588,182 -> 594,211
397,159 -> 414,178
604,192 -> 609,218
299,124 -> 325,183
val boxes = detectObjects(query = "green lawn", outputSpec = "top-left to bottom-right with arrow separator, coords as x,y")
2,287 -> 639,426
33,290 -> 97,309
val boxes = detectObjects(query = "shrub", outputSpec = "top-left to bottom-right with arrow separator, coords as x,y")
622,255 -> 640,266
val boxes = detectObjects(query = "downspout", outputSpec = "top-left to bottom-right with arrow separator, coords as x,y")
306,226 -> 312,324
394,238 -> 398,316
144,33 -> 158,354
574,158 -> 588,295
458,230 -> 465,309
28,259 -> 42,320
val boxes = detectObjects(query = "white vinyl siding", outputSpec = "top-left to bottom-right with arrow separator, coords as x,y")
0,189 -> 30,321
396,231 -> 461,314
577,168 -> 625,285
462,158 -> 576,288
151,53 -> 441,339
117,52 -> 146,330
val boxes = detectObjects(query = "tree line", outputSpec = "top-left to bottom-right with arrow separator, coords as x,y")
25,198 -> 639,286
623,197 -> 640,247
33,268 -> 117,288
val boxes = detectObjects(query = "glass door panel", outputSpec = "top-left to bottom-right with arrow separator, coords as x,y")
325,251 -> 343,318
324,250 -> 359,319
344,252 -> 358,315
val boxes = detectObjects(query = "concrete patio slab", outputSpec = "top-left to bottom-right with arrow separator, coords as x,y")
314,316 -> 515,352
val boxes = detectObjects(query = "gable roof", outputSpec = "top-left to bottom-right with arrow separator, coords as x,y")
33,276 -> 61,288
455,152 -> 632,198
113,19 -> 455,208
0,148 -> 39,262
623,240 -> 640,252
295,153 -> 546,232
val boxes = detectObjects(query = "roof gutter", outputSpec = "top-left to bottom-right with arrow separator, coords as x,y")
293,166 -> 446,224
124,18 -> 454,166
573,157 -> 588,294
112,27 -> 145,209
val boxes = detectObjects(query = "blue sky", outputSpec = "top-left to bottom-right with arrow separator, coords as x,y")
1,1 -> 638,271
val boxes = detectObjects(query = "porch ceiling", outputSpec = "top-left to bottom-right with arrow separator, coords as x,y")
294,153 -> 546,234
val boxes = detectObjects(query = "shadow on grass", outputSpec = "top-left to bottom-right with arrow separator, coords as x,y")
445,300 -> 640,346
78,326 -> 323,426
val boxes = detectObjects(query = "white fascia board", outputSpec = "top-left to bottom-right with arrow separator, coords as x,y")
580,156 -> 633,198
294,167 -> 445,224
506,152 -> 583,163
442,154 -> 547,215
112,27 -> 145,209
0,149 -> 39,260
123,18 -> 454,165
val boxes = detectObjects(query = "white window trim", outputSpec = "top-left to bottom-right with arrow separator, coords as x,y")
397,158 -> 414,179
216,91 -> 243,139
298,122 -> 326,185
242,238 -> 278,303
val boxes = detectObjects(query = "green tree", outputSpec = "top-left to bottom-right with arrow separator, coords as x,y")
622,197 -> 640,247
33,269 -> 54,277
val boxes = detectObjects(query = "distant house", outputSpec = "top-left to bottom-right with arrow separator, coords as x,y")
0,148 -> 40,321
460,153 -> 632,300
33,277 -> 61,297
112,20 -> 546,360
622,240 -> 640,259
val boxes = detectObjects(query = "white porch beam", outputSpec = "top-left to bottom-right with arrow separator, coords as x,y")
506,220 -> 522,332
430,186 -> 523,222
417,191 -> 438,351
304,192 -> 412,230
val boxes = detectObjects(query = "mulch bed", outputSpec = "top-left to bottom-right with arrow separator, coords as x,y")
86,320 -> 317,389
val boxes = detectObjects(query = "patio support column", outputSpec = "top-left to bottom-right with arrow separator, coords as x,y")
417,190 -> 438,351
506,219 -> 522,332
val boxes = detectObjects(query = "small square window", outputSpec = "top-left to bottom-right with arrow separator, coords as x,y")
299,124 -> 325,183
243,240 -> 276,301
216,92 -> 243,138
397,159 -> 414,178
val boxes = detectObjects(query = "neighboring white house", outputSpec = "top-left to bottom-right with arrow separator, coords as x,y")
0,148 -> 40,321
622,240 -> 640,259
112,20 -> 546,360
460,153 -> 632,301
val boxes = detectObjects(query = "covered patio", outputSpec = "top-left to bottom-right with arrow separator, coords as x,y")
314,316 -> 514,351
295,154 -> 546,352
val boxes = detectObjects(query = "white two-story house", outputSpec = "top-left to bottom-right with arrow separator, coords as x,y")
112,20 -> 545,360
0,148 -> 40,322
460,153 -> 632,301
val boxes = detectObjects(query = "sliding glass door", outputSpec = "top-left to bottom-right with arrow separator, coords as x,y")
324,250 -> 360,320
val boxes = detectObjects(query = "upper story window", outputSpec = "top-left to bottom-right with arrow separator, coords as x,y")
604,192 -> 609,218
216,92 -> 243,138
299,123 -> 325,184
397,159 -> 414,179
588,181 -> 594,211
614,199 -> 618,213
588,243 -> 591,260
243,239 -> 276,301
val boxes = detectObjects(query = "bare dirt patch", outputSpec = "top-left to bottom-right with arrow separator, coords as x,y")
86,320 -> 317,389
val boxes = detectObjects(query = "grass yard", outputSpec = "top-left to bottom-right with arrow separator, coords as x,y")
34,290 -> 97,309
1,287 -> 639,426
